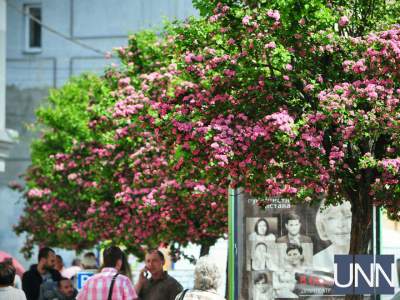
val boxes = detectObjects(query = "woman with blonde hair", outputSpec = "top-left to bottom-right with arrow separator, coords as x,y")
175,256 -> 225,300
313,200 -> 352,273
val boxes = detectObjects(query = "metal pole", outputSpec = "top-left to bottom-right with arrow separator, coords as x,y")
0,0 -> 6,130
373,205 -> 377,299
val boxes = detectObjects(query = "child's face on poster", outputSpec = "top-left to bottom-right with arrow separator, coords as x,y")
286,249 -> 302,266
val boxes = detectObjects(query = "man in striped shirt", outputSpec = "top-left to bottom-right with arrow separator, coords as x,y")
77,246 -> 137,300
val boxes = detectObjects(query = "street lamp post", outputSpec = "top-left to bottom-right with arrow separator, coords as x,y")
0,0 -> 18,172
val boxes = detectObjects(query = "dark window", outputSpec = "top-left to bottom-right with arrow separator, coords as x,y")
25,5 -> 42,50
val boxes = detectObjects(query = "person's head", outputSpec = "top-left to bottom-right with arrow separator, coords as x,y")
286,244 -> 304,267
315,200 -> 352,246
193,256 -> 220,291
277,270 -> 296,291
71,258 -> 82,267
254,272 -> 270,294
82,252 -> 97,269
120,252 -> 132,279
57,278 -> 74,297
103,246 -> 124,270
254,218 -> 270,236
0,261 -> 15,287
145,249 -> 165,275
55,255 -> 63,271
284,213 -> 301,236
38,247 -> 56,270
254,243 -> 268,260
254,272 -> 269,285
2,258 -> 13,267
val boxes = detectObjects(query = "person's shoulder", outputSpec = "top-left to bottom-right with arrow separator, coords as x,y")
116,273 -> 133,284
87,270 -> 104,280
182,290 -> 225,300
22,266 -> 39,280
167,274 -> 180,282
14,287 -> 27,298
6,286 -> 26,299
49,268 -> 62,280
276,235 -> 288,242
300,235 -> 312,242
166,273 -> 183,288
23,264 -> 37,275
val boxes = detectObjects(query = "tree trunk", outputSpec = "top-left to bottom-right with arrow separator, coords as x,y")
200,244 -> 210,257
344,171 -> 373,300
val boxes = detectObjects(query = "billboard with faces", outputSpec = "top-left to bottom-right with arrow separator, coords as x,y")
234,191 -> 354,300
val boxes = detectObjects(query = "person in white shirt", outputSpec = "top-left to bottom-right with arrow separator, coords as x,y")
0,261 -> 26,300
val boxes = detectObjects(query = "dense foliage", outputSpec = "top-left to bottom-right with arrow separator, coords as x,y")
15,0 -> 400,262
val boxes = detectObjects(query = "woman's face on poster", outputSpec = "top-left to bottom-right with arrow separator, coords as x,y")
256,219 -> 268,235
254,243 -> 268,260
321,201 -> 352,246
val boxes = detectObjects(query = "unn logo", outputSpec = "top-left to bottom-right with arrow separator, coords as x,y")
333,255 -> 395,295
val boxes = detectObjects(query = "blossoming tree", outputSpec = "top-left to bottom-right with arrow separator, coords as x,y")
15,1 -> 400,280
117,0 -> 400,260
15,32 -> 227,259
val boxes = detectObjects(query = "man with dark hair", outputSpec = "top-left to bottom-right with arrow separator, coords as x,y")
77,246 -> 137,300
39,277 -> 77,300
56,278 -> 77,300
135,249 -> 182,300
22,247 -> 62,300
277,213 -> 312,245
0,261 -> 27,299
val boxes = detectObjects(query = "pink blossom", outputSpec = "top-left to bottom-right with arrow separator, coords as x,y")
194,184 -> 207,192
339,16 -> 349,27
67,173 -> 78,181
242,15 -> 251,26
265,41 -> 276,49
27,188 -> 44,198
267,10 -> 280,21
304,84 -> 314,92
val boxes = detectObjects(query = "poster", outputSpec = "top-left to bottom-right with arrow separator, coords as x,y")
236,192 -> 354,300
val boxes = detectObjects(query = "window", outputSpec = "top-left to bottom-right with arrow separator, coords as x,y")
24,4 -> 42,52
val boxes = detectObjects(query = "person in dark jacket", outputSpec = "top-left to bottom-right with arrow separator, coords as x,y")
22,247 -> 62,300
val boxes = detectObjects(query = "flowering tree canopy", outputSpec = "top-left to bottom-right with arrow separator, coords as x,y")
15,33 -> 227,259
108,0 -> 400,256
14,0 -> 400,262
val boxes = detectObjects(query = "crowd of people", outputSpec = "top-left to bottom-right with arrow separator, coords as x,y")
0,246 -> 226,300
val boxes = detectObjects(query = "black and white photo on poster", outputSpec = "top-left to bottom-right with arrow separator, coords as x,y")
238,192 -> 355,300
250,271 -> 274,300
313,199 -> 352,273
